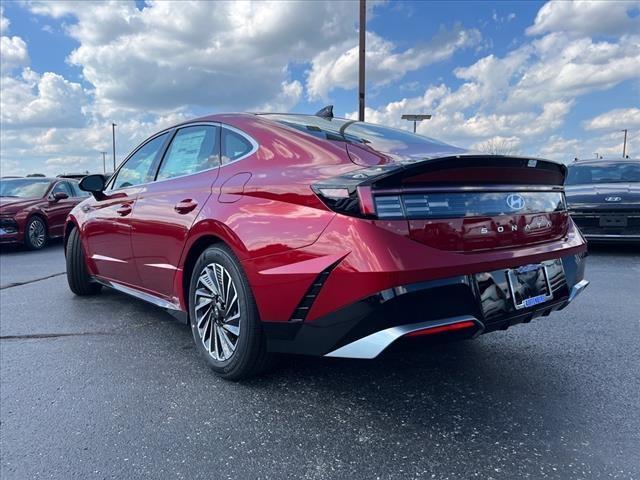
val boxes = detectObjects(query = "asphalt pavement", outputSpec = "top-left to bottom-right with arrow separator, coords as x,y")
0,241 -> 639,479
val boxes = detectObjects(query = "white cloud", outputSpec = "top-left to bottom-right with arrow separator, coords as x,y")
538,135 -> 581,161
583,108 -> 640,131
1,35 -> 29,72
527,0 -> 640,37
28,0 -> 365,112
1,69 -> 89,129
307,25 -> 481,100
505,33 -> 640,109
0,6 -> 9,34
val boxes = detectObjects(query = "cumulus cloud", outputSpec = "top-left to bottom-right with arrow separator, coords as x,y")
0,35 -> 29,72
0,6 -> 10,34
583,108 -> 640,131
1,69 -> 89,129
526,0 -> 640,37
307,25 -> 482,100
27,0 -> 364,112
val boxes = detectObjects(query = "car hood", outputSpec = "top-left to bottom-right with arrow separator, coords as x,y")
0,197 -> 41,215
565,182 -> 640,208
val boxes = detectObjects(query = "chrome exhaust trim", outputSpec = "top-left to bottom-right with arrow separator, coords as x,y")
568,279 -> 589,303
324,315 -> 483,360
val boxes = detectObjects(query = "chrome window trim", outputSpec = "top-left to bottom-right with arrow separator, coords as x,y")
104,121 -> 259,194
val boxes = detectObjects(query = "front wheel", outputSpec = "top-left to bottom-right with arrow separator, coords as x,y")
24,216 -> 47,250
189,244 -> 272,380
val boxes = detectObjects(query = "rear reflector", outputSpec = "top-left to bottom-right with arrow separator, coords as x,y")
404,320 -> 476,337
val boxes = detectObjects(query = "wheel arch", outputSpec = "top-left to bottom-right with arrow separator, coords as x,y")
26,211 -> 48,230
63,219 -> 79,252
180,234 -> 224,315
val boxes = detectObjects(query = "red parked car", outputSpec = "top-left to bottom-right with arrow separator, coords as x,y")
0,177 -> 88,249
66,110 -> 589,379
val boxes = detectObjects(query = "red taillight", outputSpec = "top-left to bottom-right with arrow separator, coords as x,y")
356,186 -> 376,216
404,320 -> 476,337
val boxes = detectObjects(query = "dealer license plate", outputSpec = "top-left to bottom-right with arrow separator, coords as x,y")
506,263 -> 554,310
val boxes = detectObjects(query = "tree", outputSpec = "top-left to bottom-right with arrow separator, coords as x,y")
477,137 -> 520,156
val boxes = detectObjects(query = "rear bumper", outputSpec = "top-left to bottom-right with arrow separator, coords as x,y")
263,252 -> 588,358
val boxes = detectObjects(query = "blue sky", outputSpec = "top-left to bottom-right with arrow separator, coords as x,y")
1,0 -> 639,176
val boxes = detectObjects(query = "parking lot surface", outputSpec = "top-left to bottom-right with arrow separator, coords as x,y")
1,242 -> 639,479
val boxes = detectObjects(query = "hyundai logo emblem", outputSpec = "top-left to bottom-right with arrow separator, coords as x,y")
605,196 -> 622,202
506,194 -> 525,211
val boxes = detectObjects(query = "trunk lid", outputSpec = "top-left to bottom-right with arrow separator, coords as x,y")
365,154 -> 569,252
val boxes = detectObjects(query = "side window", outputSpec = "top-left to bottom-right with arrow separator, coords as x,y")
156,125 -> 220,181
51,181 -> 73,197
111,133 -> 169,189
70,181 -> 89,197
222,128 -> 254,164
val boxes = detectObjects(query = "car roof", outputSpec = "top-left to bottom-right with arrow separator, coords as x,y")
570,159 -> 638,166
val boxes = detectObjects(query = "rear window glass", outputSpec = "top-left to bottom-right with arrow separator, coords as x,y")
566,163 -> 640,184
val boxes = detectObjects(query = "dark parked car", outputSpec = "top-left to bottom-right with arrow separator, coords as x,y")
0,177 -> 88,249
65,112 -> 588,379
566,159 -> 640,243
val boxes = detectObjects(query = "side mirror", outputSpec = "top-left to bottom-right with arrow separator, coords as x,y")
51,191 -> 69,202
79,174 -> 107,200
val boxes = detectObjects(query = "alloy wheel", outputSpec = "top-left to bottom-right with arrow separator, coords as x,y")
194,262 -> 241,361
28,219 -> 46,248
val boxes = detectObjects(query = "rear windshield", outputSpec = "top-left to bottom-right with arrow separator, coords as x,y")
566,162 -> 640,184
0,178 -> 51,198
262,114 -> 462,160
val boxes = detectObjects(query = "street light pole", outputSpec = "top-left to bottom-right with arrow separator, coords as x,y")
111,123 -> 117,172
401,114 -> 432,133
622,129 -> 628,158
358,0 -> 366,121
101,151 -> 107,174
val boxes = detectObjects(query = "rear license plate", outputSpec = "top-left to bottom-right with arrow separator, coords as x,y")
599,215 -> 627,227
506,263 -> 554,310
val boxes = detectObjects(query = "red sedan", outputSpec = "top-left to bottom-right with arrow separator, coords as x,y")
0,177 -> 88,249
65,110 -> 589,379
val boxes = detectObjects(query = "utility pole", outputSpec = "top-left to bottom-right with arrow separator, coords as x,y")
111,123 -> 117,172
101,151 -> 107,174
358,0 -> 366,121
622,129 -> 628,158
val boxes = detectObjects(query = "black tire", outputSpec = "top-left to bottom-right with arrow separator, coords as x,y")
24,216 -> 47,250
66,227 -> 102,296
189,244 -> 272,380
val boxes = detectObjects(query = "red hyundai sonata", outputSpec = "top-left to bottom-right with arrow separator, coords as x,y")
65,109 -> 589,379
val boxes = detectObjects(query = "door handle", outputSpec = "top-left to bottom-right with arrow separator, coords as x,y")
116,203 -> 132,216
174,199 -> 198,214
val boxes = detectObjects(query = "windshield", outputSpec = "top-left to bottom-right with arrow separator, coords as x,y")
566,162 -> 640,185
262,114 -> 464,161
0,178 -> 51,198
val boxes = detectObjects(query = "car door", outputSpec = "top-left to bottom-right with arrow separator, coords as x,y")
130,124 -> 221,299
43,181 -> 77,237
82,132 -> 170,286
